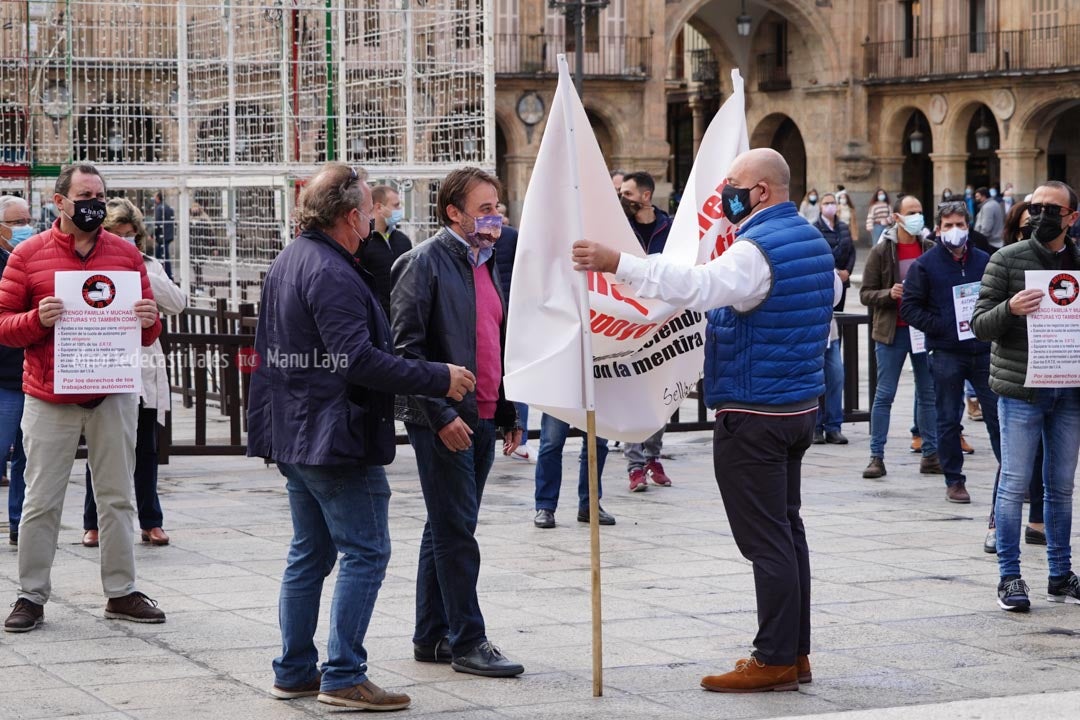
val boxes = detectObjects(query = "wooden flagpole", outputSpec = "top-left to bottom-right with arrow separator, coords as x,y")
557,53 -> 603,697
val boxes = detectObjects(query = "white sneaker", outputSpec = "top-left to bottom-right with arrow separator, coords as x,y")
511,445 -> 534,463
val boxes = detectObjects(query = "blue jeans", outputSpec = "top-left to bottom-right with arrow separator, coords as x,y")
0,388 -> 26,528
273,462 -> 391,692
816,339 -> 844,433
869,327 -> 937,458
514,402 -> 529,443
995,391 -> 1080,579
928,350 -> 1000,487
406,419 -> 496,655
535,413 -> 607,512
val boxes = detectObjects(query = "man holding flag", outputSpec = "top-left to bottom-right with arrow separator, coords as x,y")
573,148 -> 839,693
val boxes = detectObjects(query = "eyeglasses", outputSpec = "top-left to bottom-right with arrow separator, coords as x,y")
1028,203 -> 1076,217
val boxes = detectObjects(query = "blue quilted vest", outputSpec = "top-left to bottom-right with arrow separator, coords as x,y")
703,202 -> 835,409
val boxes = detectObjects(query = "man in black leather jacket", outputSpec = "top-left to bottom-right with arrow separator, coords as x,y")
390,167 -> 524,678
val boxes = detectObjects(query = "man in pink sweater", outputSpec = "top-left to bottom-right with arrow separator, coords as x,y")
390,168 -> 524,678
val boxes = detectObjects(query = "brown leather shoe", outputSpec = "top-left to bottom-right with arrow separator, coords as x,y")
318,679 -> 411,710
4,598 -> 44,633
82,529 -> 99,547
0,475 -> 8,487
701,657 -> 798,693
946,482 -> 971,504
910,434 -> 922,452
920,454 -> 944,474
271,673 -> 322,700
862,457 -> 886,479
141,528 -> 170,546
104,592 -> 166,624
960,435 -> 975,454
737,655 -> 812,683
797,655 -> 812,683
966,397 -> 983,421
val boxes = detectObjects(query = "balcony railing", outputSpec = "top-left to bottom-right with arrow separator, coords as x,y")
494,33 -> 652,80
864,24 -> 1080,83
756,53 -> 791,91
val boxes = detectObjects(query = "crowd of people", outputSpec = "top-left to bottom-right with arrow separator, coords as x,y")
1,156 -> 1078,711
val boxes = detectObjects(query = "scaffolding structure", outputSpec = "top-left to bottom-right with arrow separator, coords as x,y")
0,0 -> 495,306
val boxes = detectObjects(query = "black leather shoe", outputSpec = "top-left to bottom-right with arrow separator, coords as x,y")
1025,526 -> 1047,546
413,637 -> 452,664
577,506 -> 615,525
533,509 -> 555,529
451,641 -> 524,677
8,530 -> 15,547
812,429 -> 825,445
824,431 -> 848,445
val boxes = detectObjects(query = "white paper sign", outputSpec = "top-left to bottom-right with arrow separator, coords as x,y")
1024,269 -> 1080,387
909,325 -> 926,354
952,281 -> 981,341
53,270 -> 142,394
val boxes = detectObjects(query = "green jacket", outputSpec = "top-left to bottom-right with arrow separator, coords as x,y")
859,225 -> 935,345
971,238 -> 1080,401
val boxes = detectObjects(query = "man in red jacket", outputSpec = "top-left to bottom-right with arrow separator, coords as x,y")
0,164 -> 165,633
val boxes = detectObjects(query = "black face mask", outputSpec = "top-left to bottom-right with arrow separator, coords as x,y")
67,197 -> 106,233
721,183 -> 761,225
1028,212 -> 1064,244
620,195 -> 642,221
1020,223 -> 1033,241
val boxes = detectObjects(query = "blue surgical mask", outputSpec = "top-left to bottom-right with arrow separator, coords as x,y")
388,209 -> 405,228
901,213 -> 925,236
9,225 -> 34,246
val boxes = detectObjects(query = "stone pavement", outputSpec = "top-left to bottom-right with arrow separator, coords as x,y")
2,390 -> 1079,720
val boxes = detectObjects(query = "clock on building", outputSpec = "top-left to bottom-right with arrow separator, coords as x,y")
516,92 -> 545,126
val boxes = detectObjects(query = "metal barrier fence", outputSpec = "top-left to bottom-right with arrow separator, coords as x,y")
156,310 -> 881,459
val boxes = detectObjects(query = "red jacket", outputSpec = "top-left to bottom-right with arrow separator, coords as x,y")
0,220 -> 161,404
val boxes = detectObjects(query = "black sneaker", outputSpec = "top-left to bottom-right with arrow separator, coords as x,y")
997,576 -> 1031,612
451,640 -> 524,677
1047,572 -> 1080,605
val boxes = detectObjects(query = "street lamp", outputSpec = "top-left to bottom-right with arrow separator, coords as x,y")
908,114 -> 925,155
736,0 -> 752,38
108,124 -> 125,158
974,108 -> 993,151
548,0 -> 611,99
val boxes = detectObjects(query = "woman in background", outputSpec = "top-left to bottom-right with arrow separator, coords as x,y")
82,198 -> 187,548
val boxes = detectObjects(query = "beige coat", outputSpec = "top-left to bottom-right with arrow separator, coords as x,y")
142,255 -> 187,425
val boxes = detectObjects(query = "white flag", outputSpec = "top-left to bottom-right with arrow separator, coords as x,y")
504,63 -> 748,442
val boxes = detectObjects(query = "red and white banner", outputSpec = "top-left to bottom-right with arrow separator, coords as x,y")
504,62 -> 748,442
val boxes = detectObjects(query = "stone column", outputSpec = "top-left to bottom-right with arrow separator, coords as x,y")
504,154 -> 535,225
875,156 -> 905,195
689,94 -> 707,157
996,148 -> 1042,198
928,153 -> 969,196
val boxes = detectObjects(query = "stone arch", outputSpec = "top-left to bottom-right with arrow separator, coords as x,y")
580,96 -> 630,162
941,100 -> 1003,157
881,103 -> 935,158
684,15 -> 739,96
493,105 -> 528,159
666,0 -> 842,82
750,113 -> 807,200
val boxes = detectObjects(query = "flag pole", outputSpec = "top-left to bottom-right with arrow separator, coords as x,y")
557,53 -> 603,697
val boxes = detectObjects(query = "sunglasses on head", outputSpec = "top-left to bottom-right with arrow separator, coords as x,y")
1028,203 -> 1075,217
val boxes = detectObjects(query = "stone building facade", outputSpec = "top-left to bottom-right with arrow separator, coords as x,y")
496,0 -> 1080,239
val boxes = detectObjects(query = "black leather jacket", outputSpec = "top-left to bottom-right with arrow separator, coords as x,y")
390,229 -> 518,434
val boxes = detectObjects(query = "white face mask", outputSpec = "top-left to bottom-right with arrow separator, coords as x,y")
940,227 -> 968,250
121,235 -> 136,245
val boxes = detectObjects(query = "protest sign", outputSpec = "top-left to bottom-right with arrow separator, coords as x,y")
53,270 -> 142,394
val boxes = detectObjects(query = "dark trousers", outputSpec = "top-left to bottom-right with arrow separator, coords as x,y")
928,350 -> 1001,487
84,405 -> 163,530
713,409 -> 814,666
406,419 -> 496,656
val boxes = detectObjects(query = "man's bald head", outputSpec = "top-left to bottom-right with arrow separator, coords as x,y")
734,148 -> 791,191
724,148 -> 792,222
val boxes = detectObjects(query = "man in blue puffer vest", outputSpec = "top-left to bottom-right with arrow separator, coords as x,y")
573,148 -> 838,694
900,201 -> 1000,506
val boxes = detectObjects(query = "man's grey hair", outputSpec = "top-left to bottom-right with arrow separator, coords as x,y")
0,195 -> 30,219
295,163 -> 369,231
936,200 -> 971,228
